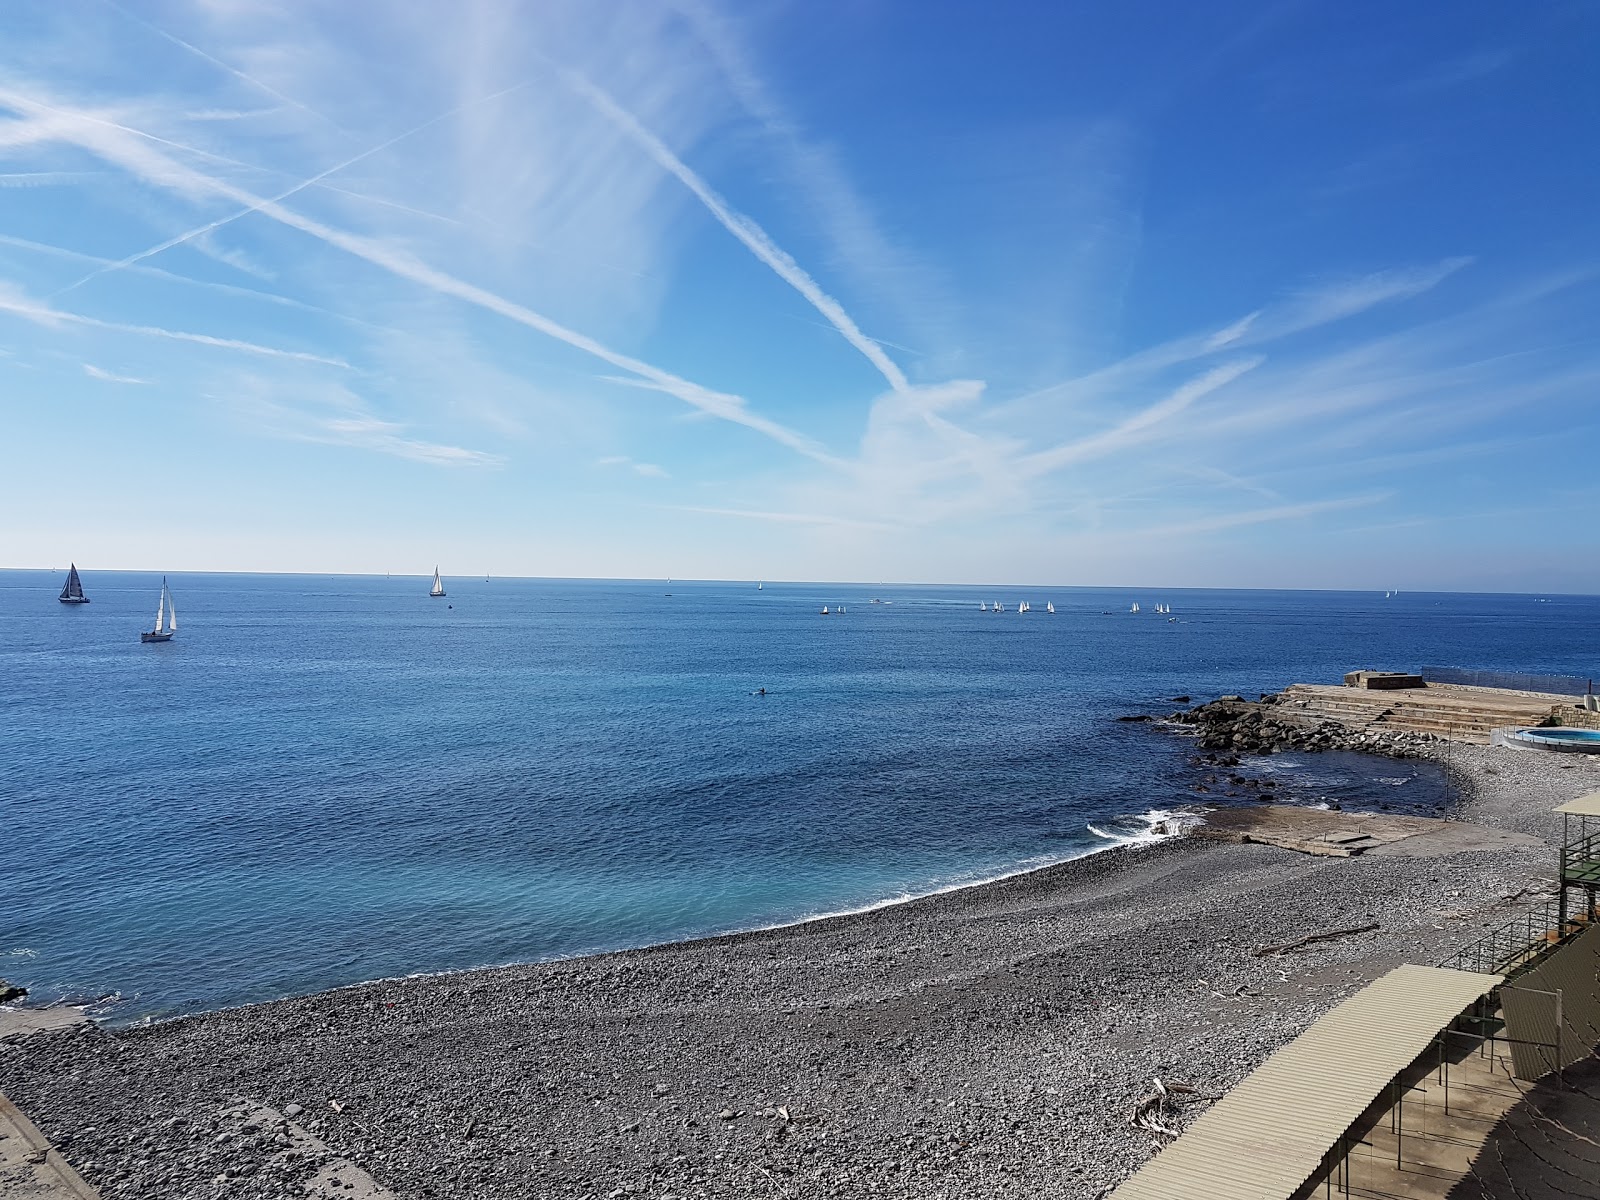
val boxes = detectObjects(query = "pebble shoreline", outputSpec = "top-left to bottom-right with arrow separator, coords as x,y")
4,733 -> 1598,1199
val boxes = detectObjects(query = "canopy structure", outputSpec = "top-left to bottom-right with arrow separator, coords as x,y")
1111,964 -> 1503,1200
1555,791 -> 1600,817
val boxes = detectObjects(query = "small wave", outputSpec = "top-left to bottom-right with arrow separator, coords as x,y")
1377,777 -> 1409,787
1086,807 -> 1199,847
4,948 -> 38,959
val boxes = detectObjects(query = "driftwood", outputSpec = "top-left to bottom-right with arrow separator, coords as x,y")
1253,923 -> 1379,957
1129,1077 -> 1220,1139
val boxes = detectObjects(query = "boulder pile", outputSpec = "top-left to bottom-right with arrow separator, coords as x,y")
1167,695 -> 1435,758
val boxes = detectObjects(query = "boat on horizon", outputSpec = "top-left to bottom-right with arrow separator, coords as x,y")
430,567 -> 446,598
820,605 -> 830,615
58,563 -> 89,604
141,578 -> 177,643
1046,601 -> 1055,614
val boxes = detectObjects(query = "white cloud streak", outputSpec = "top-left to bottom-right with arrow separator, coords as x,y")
0,282 -> 348,366
53,82 -> 531,296
1020,357 -> 1263,476
83,363 -> 149,384
1137,492 -> 1389,538
100,0 -> 342,132
0,84 -> 831,463
672,505 -> 900,532
566,71 -> 911,394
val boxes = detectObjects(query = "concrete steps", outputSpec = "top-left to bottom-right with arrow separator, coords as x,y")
1280,683 -> 1565,746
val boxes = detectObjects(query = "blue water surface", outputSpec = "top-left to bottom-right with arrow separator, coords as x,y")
2,572 -> 1596,1019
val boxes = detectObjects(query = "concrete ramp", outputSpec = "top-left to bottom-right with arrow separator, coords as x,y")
0,1091 -> 99,1200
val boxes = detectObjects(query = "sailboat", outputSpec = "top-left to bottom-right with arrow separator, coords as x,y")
980,601 -> 988,611
1046,601 -> 1055,614
1018,600 -> 1030,613
757,581 -> 764,590
820,605 -> 830,616
141,578 -> 177,643
58,563 -> 89,604
1130,601 -> 1141,613
430,567 -> 446,598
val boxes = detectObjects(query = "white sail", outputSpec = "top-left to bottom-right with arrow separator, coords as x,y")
431,567 -> 444,596
166,586 -> 177,630
154,585 -> 166,632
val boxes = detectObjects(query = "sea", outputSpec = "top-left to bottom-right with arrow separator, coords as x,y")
3,571 -> 1597,1023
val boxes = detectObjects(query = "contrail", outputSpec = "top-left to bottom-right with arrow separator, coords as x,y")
10,86 -> 834,462
99,0 -> 344,133
0,289 -> 349,366
20,93 -> 833,462
54,82 -> 530,297
1020,358 -> 1263,477
566,72 -> 911,395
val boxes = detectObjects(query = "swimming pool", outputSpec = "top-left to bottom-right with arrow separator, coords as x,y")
1508,727 -> 1600,754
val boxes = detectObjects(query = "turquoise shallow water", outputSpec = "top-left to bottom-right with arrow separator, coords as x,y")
2,572 -> 1596,1020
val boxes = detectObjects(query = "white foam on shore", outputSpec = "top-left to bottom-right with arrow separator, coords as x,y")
114,808 -> 1202,1028
1086,807 -> 1199,847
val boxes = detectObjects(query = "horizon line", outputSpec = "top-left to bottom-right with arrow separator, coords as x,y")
1,566 -> 1595,599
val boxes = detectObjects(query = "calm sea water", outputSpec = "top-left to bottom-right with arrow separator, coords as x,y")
3,572 -> 1597,1021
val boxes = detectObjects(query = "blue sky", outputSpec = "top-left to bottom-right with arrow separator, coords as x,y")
3,1 -> 1597,589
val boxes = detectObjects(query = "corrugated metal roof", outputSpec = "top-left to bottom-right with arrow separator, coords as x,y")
1110,964 -> 1502,1200
1555,792 -> 1600,817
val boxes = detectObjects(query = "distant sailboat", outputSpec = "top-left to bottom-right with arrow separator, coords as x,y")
820,605 -> 830,615
58,563 -> 89,604
980,601 -> 988,611
141,578 -> 177,643
1018,600 -> 1030,613
430,567 -> 446,598
757,581 -> 764,590
1130,601 -> 1141,613
1046,601 -> 1055,614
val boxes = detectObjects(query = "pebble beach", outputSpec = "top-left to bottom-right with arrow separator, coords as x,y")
3,739 -> 1597,1199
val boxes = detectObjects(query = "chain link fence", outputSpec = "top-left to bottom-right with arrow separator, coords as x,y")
1420,667 -> 1596,697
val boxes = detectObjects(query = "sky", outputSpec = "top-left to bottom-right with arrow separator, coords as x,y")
2,1 -> 1597,590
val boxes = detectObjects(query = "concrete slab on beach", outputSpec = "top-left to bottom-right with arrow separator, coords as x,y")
0,1089 -> 99,1200
1195,803 -> 1545,858
0,1009 -> 89,1043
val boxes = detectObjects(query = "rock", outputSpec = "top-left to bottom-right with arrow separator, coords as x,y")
283,1103 -> 304,1118
718,1109 -> 737,1120
1114,714 -> 1153,723
1169,696 -> 1191,703
0,980 -> 26,1003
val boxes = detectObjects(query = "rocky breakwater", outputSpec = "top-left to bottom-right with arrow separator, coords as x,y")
1168,694 -> 1435,758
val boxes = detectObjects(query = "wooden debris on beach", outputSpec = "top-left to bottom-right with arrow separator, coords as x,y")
1129,1077 -> 1219,1140
1253,923 -> 1379,957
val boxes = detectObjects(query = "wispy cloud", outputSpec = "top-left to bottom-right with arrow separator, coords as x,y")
83,363 -> 148,384
598,454 -> 668,478
0,81 -> 831,462
220,378 -> 503,467
567,71 -> 911,393
672,505 -> 899,532
0,281 -> 348,366
100,0 -> 342,132
1020,358 -> 1263,476
0,170 -> 99,187
1138,493 -> 1390,538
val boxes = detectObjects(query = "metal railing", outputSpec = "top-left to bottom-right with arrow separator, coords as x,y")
1420,667 -> 1595,697
1560,830 -> 1600,885
1437,899 -> 1580,978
